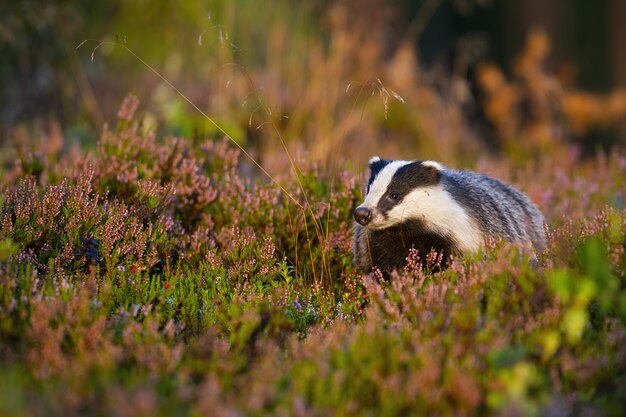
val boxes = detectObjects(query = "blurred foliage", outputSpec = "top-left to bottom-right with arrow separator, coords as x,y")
2,0 -> 625,176
0,0 -> 322,142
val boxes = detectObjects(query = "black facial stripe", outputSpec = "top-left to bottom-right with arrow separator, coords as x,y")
366,158 -> 391,193
377,161 -> 441,215
393,161 -> 441,190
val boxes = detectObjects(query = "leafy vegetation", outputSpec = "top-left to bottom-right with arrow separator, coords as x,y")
0,92 -> 625,415
2,2 -> 626,415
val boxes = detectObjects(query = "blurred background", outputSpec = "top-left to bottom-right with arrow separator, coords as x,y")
1,0 -> 625,174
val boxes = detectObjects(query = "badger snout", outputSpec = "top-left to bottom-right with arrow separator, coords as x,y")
353,206 -> 372,226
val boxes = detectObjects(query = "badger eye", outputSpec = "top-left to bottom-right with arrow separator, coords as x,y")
390,191 -> 399,200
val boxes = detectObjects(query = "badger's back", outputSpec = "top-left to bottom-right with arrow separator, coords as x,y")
352,157 -> 547,274
442,169 -> 546,251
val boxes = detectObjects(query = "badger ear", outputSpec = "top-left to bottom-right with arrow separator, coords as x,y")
421,160 -> 445,171
368,156 -> 381,166
367,156 -> 388,182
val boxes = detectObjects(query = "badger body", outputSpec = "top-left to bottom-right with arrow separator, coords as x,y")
353,157 -> 546,273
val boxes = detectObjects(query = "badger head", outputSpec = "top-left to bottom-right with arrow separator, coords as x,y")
353,156 -> 484,253
353,156 -> 445,230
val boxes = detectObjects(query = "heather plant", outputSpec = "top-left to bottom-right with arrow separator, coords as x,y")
2,19 -> 626,417
1,91 -> 626,415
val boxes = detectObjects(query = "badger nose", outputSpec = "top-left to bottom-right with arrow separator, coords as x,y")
353,207 -> 372,226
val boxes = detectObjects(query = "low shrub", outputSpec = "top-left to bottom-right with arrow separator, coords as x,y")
0,98 -> 624,416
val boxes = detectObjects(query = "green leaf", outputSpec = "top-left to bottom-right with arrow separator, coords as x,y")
579,237 -> 618,313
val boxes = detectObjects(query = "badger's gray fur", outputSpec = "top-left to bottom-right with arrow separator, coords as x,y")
353,157 -> 547,274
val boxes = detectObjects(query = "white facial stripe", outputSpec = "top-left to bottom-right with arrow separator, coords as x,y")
363,160 -> 412,207
385,185 -> 483,252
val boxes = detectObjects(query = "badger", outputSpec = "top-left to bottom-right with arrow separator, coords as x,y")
353,156 -> 546,274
